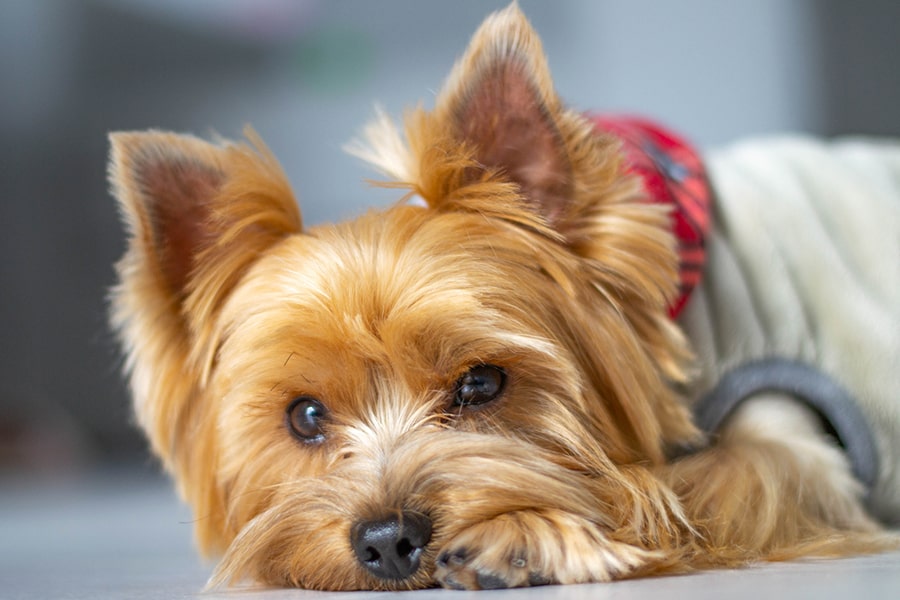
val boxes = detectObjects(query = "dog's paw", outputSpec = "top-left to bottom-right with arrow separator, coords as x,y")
433,510 -> 657,590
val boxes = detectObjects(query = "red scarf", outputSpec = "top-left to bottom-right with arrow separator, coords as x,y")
589,115 -> 711,318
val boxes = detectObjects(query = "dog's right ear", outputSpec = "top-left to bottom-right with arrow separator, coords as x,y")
109,130 -> 301,317
108,130 -> 300,493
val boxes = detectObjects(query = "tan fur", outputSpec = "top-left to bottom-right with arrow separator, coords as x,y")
108,3 -> 896,592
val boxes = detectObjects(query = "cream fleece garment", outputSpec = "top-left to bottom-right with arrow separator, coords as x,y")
678,136 -> 900,524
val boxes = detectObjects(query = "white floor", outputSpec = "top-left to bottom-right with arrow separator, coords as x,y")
2,470 -> 898,600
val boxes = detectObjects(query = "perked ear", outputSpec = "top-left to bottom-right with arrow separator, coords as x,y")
110,132 -> 227,300
433,2 -> 572,223
108,130 -> 300,497
109,130 -> 301,313
349,3 -> 624,235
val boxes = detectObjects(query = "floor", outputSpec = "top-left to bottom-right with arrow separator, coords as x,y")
2,469 -> 898,600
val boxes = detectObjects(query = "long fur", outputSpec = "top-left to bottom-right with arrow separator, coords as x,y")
108,3 -> 896,592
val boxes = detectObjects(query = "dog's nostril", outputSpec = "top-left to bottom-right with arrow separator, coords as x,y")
362,546 -> 381,563
350,511 -> 432,580
396,537 -> 413,557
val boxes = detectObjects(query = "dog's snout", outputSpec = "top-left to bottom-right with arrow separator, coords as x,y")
351,511 -> 432,580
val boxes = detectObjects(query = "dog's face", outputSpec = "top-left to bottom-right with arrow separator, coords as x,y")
109,4 -> 699,590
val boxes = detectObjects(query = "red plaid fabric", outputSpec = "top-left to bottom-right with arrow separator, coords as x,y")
589,115 -> 711,318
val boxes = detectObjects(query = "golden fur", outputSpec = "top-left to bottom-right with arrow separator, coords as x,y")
108,3 -> 895,591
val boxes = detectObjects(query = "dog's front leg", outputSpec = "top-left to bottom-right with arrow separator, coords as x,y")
433,509 -> 659,590
663,393 -> 880,562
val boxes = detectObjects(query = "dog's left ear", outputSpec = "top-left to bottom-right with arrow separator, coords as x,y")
350,4 -> 626,235
432,3 -> 573,223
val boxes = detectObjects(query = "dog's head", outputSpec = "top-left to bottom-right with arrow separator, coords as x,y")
109,4 -> 697,590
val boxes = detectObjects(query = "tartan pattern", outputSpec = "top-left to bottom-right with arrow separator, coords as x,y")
589,115 -> 711,318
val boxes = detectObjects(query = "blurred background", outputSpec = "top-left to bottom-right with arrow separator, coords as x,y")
2,0 -> 899,477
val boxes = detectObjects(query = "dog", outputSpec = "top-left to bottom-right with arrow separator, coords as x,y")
108,3 -> 900,591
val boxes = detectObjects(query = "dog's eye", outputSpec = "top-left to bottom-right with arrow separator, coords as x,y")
286,396 -> 327,442
453,365 -> 506,407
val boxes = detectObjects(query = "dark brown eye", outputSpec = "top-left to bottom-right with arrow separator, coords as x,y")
453,365 -> 506,407
286,396 -> 327,442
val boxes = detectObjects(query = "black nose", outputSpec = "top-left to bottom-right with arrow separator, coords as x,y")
350,511 -> 432,580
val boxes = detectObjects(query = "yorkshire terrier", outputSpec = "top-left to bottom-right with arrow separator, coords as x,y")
108,3 -> 899,591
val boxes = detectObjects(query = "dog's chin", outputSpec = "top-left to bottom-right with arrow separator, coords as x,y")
205,424 -> 679,591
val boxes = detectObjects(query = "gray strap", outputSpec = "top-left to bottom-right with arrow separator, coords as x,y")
693,358 -> 878,493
